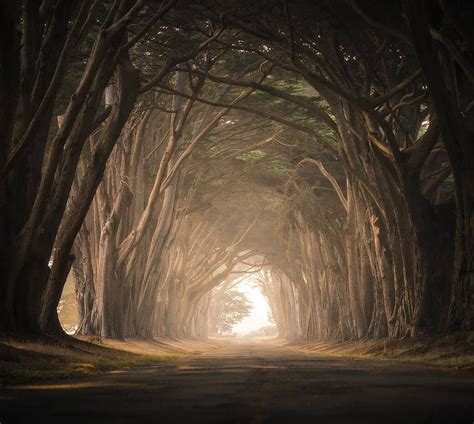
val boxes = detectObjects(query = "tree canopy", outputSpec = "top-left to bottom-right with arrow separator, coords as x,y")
0,0 -> 472,340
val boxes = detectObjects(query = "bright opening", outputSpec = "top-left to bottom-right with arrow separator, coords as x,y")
231,275 -> 275,336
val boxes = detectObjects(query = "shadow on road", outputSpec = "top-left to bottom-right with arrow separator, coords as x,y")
1,338 -> 473,423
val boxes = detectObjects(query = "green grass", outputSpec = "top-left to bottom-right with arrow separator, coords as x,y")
0,336 -> 189,386
288,331 -> 474,372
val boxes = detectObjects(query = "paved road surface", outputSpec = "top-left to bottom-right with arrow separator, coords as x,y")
1,339 -> 473,423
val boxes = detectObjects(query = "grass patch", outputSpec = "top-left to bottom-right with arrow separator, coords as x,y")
0,336 -> 214,386
287,331 -> 474,372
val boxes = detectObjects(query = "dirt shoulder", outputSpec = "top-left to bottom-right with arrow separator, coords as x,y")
286,331 -> 474,372
0,336 -> 222,386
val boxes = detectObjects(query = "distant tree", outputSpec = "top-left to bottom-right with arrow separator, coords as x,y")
209,285 -> 252,336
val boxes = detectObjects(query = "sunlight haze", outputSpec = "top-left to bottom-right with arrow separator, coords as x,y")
232,277 -> 272,335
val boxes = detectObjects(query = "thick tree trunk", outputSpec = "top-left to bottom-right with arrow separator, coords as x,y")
0,1 -> 21,335
450,176 -> 474,329
403,0 -> 474,330
39,53 -> 140,336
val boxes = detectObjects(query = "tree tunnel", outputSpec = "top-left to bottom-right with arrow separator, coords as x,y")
2,0 -> 473,342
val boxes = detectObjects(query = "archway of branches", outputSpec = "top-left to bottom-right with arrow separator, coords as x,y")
2,1 -> 472,342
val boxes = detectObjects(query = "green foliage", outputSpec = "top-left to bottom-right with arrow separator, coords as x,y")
236,149 -> 267,162
215,290 -> 252,334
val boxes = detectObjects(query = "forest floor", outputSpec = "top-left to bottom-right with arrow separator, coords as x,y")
0,336 -> 221,385
1,332 -> 473,387
286,331 -> 474,372
1,338 -> 473,423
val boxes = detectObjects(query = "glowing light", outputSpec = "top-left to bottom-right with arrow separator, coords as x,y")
232,276 -> 273,335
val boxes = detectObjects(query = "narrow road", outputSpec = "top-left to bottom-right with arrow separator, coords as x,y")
1,339 -> 473,423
